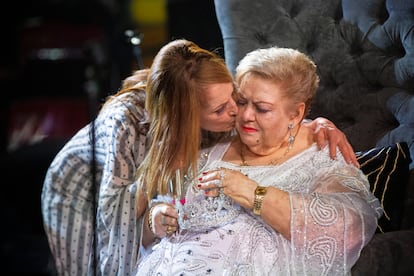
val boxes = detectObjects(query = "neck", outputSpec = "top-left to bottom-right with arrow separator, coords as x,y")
239,139 -> 293,166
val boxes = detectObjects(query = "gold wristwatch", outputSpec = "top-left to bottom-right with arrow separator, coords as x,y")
253,186 -> 267,215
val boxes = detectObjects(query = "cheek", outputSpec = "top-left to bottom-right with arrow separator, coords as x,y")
257,114 -> 282,133
201,116 -> 232,132
263,117 -> 288,139
200,115 -> 218,131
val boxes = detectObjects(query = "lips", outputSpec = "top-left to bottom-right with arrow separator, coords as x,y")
241,126 -> 256,133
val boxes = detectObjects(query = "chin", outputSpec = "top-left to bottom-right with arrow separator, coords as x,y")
218,125 -> 233,132
239,135 -> 256,144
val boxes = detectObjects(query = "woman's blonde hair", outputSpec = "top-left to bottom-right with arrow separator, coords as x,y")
138,39 -> 233,201
236,47 -> 319,117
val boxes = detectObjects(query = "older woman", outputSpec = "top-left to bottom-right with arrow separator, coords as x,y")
136,46 -> 381,275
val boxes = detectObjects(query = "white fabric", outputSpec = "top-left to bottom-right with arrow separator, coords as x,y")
136,139 -> 382,275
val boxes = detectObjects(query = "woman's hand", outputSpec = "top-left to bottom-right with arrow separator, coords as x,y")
150,203 -> 179,238
303,117 -> 359,167
198,169 -> 291,238
198,169 -> 256,209
142,203 -> 179,248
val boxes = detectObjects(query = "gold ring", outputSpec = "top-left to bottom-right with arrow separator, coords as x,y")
166,225 -> 174,235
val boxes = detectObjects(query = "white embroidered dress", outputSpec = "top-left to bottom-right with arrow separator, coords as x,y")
136,139 -> 382,276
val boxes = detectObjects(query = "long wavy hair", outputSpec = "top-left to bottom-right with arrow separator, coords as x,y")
138,39 -> 233,202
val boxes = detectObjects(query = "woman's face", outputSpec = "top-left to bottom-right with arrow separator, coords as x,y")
236,75 -> 297,152
199,82 -> 238,132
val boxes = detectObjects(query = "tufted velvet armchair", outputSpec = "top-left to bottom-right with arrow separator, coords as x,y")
214,0 -> 414,274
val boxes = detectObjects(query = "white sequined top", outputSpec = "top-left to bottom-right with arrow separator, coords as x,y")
136,138 -> 382,276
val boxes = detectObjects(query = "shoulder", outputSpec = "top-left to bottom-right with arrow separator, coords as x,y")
99,92 -> 149,134
199,137 -> 233,167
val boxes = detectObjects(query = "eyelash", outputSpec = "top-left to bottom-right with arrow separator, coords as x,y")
236,99 -> 247,106
237,99 -> 269,113
215,105 -> 225,114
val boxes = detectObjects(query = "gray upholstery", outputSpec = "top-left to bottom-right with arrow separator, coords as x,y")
214,0 -> 414,274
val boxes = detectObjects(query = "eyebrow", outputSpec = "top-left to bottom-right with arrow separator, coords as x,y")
254,101 -> 273,106
239,95 -> 273,106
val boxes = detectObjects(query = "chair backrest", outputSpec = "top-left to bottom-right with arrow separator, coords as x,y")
214,0 -> 414,160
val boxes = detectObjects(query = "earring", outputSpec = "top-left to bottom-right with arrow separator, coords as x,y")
287,123 -> 295,151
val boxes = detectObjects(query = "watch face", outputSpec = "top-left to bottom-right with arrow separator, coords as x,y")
256,186 -> 267,195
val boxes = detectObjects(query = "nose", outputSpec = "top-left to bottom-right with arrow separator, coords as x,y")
240,104 -> 254,121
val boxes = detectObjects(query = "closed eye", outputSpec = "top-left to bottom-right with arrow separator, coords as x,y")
237,99 -> 247,106
214,104 -> 226,114
237,99 -> 270,113
256,106 -> 270,113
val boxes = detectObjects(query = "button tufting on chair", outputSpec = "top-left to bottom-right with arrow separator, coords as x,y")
343,0 -> 414,87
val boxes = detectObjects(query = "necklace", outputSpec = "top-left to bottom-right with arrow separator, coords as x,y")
239,142 -> 293,166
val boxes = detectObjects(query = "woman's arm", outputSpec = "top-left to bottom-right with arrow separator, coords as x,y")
198,165 -> 380,243
97,103 -> 148,274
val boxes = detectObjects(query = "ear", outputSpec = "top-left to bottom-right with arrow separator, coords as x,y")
291,102 -> 306,125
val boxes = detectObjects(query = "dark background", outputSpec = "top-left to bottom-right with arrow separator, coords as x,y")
0,0 -> 222,274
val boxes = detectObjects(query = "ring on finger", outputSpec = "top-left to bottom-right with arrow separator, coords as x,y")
220,170 -> 225,180
166,225 -> 174,235
210,179 -> 222,187
217,170 -> 225,188
322,123 -> 333,129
